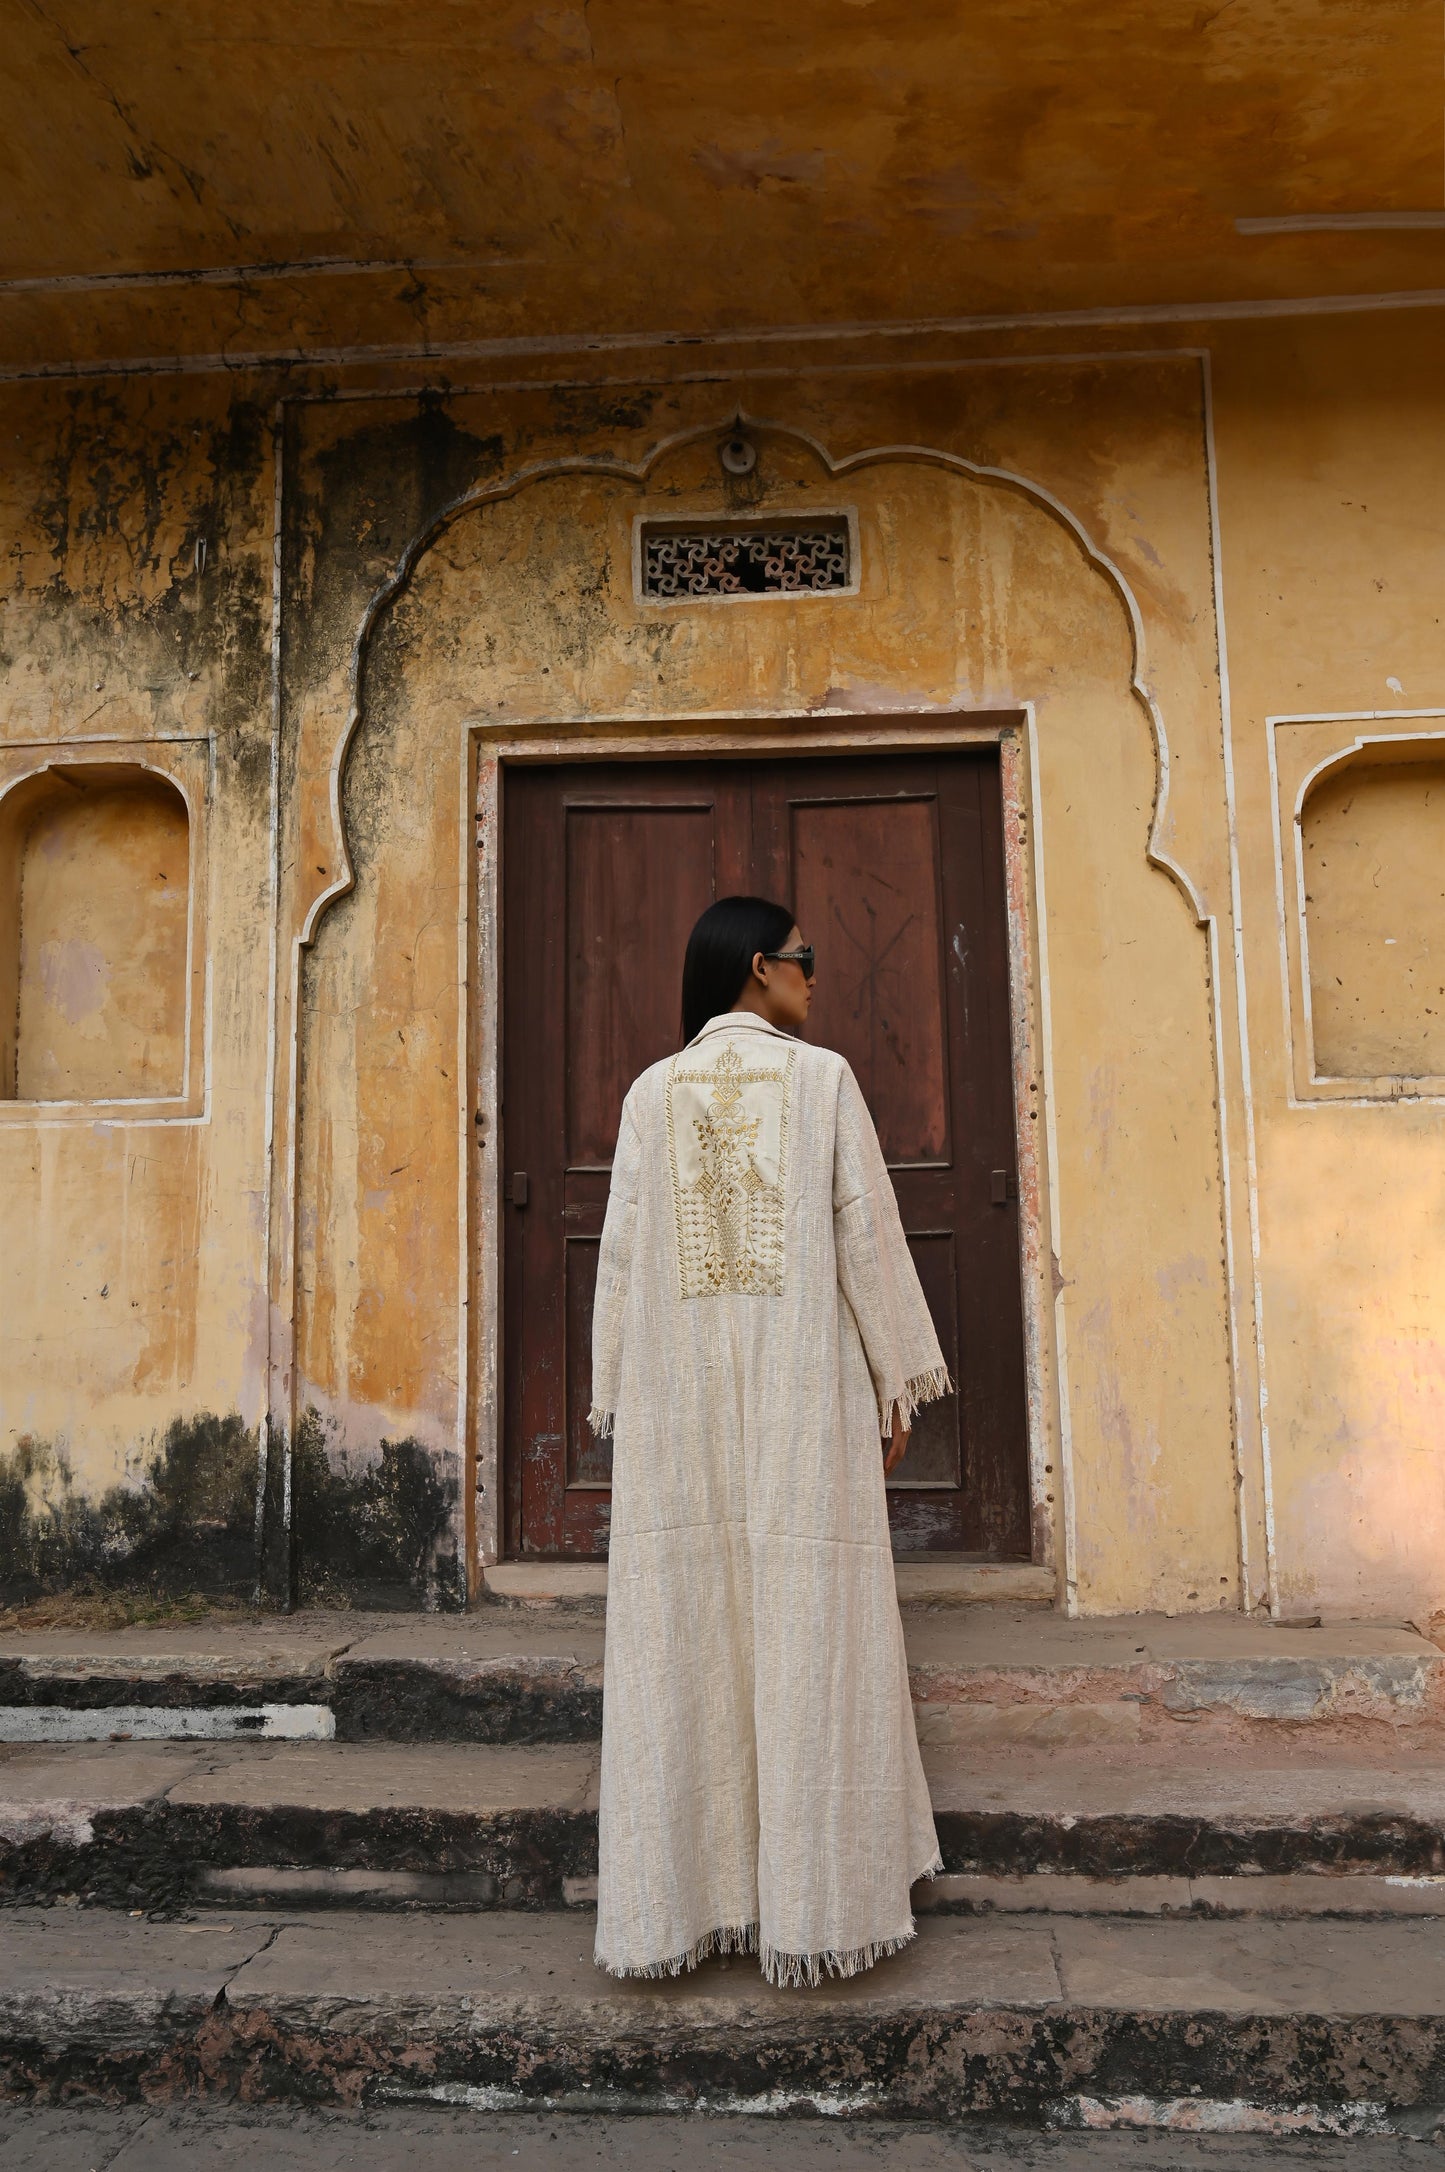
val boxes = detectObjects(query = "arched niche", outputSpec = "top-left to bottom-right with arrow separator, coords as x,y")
290,419 -> 1240,1617
0,762 -> 191,1103
1301,748 -> 1445,1082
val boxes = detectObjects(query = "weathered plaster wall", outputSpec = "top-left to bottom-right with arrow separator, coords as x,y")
1211,311 -> 1445,1623
285,361 -> 1239,1616
3,307 -> 1444,1619
0,379 -> 273,1600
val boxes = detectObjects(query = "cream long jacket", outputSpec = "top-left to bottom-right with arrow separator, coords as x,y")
590,1011 -> 947,1987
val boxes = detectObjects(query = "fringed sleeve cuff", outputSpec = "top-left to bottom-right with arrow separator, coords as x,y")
881,1365 -> 954,1438
587,1405 -> 615,1439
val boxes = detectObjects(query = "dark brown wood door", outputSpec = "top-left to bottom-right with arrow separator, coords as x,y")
502,752 -> 1030,1559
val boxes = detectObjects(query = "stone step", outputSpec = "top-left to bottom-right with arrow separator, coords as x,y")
4,1607 -> 1442,1750
480,1560 -> 1058,1607
4,1903 -> 1445,2134
7,1736 -> 1445,1912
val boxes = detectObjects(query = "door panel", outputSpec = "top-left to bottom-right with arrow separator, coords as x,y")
503,751 -> 1030,1560
565,804 -> 716,1166
790,797 -> 950,1164
505,768 -> 751,1556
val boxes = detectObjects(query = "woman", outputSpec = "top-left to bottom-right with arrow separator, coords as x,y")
589,895 -> 949,1987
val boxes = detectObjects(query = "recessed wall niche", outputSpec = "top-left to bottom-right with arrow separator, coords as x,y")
0,756 -> 201,1108
1300,749 -> 1445,1083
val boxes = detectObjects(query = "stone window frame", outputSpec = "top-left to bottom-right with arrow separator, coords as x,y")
1269,710 -> 1445,1106
0,734 -> 211,1126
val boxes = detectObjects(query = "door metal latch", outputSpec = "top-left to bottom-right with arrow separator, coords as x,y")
506,1171 -> 529,1207
990,1169 -> 1017,1207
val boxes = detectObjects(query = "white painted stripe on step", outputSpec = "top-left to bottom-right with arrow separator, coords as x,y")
0,1704 -> 335,1742
382,2082 -> 889,2117
1052,2098 -> 1395,2137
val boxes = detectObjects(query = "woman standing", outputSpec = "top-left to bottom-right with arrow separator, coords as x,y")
589,895 -> 949,1987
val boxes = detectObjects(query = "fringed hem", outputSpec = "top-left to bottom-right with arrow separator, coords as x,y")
598,1881 -> 940,1990
587,1405 -> 615,1439
882,1365 -> 954,1437
597,1921 -> 758,1981
759,1918 -> 920,1991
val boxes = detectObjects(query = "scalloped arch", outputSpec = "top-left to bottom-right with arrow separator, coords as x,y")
301,412 -> 1205,949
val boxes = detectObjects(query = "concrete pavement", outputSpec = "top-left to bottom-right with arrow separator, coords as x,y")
0,2108 -> 1441,2169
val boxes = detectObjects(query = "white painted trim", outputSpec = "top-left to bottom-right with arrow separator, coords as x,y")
0,737 -> 210,1129
472,751 -> 503,1574
1268,708 -> 1445,725
455,720 -> 474,1588
1200,355 -> 1276,1617
1,225 -> 1421,290
0,254 -> 526,296
0,1704 -> 335,1743
999,723 -> 1059,1582
1269,713 -> 1445,1106
256,402 -> 287,1588
1237,212 -> 1445,234
1023,705 -> 1078,1615
5,288 -> 1445,385
280,347 -> 1209,409
1265,714 -> 1298,1117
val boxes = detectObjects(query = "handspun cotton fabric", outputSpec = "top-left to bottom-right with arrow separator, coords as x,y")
589,1011 -> 948,1987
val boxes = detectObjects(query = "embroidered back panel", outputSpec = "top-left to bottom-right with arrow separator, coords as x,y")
666,1038 -> 795,1298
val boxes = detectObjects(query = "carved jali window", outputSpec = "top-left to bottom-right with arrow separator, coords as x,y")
640,518 -> 852,601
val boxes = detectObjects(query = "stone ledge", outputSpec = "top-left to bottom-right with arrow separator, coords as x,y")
478,1561 -> 1056,1606
918,1871 -> 1445,1918
894,1563 -> 1055,1605
4,1607 -> 1442,1750
3,1906 -> 1445,2127
6,1739 -> 1445,1912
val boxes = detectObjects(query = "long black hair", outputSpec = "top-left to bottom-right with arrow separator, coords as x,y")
681,895 -> 796,1045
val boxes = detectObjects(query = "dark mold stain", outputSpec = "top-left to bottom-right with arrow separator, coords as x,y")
290,1408 -> 464,1612
4,1991 -> 1445,2121
15,388 -> 272,773
932,1808 -> 1445,1880
0,1649 -> 601,1739
0,1414 -> 259,1606
331,1656 -> 603,1744
0,1800 -> 593,1917
10,1787 -> 1445,1918
282,396 -> 504,708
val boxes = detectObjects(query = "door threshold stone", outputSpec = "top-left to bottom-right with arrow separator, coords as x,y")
478,1560 -> 1055,1606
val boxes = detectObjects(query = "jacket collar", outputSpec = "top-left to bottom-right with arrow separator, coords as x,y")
687,1011 -> 797,1049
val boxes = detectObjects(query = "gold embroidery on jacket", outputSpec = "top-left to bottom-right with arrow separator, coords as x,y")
666,1039 -> 794,1298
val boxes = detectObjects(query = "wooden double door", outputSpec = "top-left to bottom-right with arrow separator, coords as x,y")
502,750 -> 1030,1559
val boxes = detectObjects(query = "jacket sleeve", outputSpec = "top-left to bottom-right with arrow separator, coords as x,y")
832,1060 -> 951,1436
588,1090 -> 644,1437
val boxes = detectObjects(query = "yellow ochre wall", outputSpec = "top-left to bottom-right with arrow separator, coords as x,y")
0,310 -> 1442,1619
1211,312 -> 1445,1623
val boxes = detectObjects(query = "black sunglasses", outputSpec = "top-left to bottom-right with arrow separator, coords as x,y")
764,945 -> 815,978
